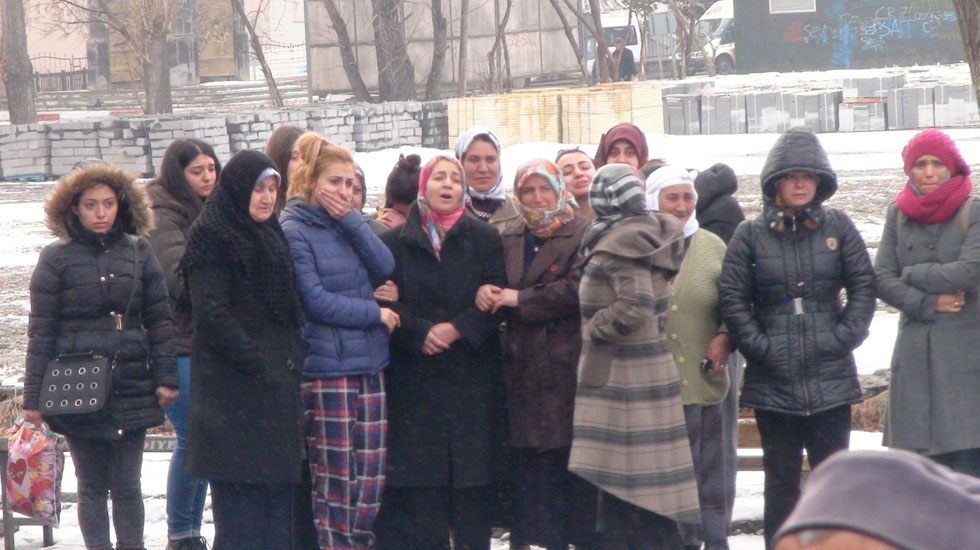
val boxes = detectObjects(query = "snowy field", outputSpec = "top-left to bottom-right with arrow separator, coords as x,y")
0,126 -> 965,548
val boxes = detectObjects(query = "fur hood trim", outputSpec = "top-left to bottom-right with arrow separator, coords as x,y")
45,163 -> 153,240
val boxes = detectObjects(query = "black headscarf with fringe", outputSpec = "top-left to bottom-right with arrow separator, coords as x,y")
179,149 -> 303,329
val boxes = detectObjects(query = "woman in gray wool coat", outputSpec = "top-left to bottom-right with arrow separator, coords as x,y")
876,128 -> 980,476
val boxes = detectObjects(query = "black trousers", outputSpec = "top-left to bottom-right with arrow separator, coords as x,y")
755,405 -> 851,550
374,485 -> 492,550
66,431 -> 146,550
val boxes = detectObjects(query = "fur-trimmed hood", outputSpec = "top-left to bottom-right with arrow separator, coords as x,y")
45,163 -> 153,241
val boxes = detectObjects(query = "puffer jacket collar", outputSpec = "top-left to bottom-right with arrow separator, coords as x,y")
763,200 -> 826,233
45,163 -> 152,242
280,195 -> 334,230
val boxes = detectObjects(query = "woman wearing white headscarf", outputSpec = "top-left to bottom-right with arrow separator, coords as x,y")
647,166 -> 732,550
454,126 -> 521,231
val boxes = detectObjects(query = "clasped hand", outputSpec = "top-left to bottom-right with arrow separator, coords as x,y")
475,284 -> 518,314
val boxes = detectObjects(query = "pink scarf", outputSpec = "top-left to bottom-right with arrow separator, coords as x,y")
418,155 -> 467,257
895,173 -> 972,224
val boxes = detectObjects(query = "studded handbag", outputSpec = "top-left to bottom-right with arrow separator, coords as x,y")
39,238 -> 139,417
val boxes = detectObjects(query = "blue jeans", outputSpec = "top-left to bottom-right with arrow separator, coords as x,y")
165,356 -> 208,540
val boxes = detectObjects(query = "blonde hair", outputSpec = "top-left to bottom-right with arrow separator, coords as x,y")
287,131 -> 355,201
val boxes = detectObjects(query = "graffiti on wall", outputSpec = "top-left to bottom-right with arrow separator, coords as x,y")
782,0 -> 958,68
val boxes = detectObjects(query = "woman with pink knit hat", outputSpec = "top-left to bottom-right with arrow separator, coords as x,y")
876,128 -> 980,476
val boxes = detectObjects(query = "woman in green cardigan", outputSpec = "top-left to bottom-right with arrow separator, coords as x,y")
646,165 -> 732,550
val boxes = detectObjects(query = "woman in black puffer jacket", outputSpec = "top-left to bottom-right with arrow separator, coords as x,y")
24,162 -> 178,550
718,128 -> 875,550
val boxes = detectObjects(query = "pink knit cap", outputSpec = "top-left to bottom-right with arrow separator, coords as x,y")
902,128 -> 970,177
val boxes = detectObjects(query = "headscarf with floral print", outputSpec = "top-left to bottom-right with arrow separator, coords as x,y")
513,159 -> 578,239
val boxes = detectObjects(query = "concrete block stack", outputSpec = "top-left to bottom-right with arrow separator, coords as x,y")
745,92 -> 790,134
307,106 -> 355,149
842,74 -> 906,101
0,123 -> 50,180
664,94 -> 701,135
816,91 -> 842,133
934,84 -> 980,128
99,119 -> 152,176
419,101 -> 449,149
226,113 -> 258,153
700,94 -> 747,135
886,87 -> 935,130
838,75 -> 899,133
147,117 -> 232,173
785,93 -> 821,133
225,112 -> 277,152
352,102 -> 423,151
839,102 -> 887,132
48,122 -> 102,177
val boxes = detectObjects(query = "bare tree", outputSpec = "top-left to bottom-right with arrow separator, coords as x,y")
954,0 -> 980,113
457,0 -> 470,96
425,0 -> 448,100
42,0 -> 177,114
487,0 -> 513,93
319,0 -> 373,102
666,0 -> 695,79
560,0 -> 613,83
1,0 -> 38,124
631,0 -> 649,80
231,0 -> 284,108
547,0 -> 590,82
371,0 -> 416,101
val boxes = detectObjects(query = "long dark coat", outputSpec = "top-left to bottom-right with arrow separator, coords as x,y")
184,262 -> 307,484
876,199 -> 980,456
25,164 -> 177,439
380,206 -> 508,488
499,218 -> 588,450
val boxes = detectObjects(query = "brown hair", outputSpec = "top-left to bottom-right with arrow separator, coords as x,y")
265,125 -> 304,212
288,132 -> 354,201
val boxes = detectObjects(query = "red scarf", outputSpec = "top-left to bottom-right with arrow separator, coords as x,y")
894,174 -> 973,224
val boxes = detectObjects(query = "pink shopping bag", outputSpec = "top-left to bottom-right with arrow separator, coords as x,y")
6,416 -> 64,527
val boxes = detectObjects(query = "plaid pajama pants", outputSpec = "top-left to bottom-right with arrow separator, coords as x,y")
302,374 -> 387,550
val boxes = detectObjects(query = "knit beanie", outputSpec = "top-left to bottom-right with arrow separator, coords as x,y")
774,449 -> 980,550
902,129 -> 970,177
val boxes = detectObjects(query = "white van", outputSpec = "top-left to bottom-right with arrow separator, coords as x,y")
691,0 -> 735,74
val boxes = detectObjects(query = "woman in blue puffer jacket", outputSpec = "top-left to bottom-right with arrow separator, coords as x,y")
279,132 -> 399,550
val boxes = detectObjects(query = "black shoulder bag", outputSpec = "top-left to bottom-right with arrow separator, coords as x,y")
39,238 -> 140,416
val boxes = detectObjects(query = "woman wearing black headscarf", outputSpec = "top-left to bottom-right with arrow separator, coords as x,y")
180,149 -> 307,550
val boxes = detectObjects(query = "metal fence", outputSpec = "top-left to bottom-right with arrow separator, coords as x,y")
32,54 -> 88,93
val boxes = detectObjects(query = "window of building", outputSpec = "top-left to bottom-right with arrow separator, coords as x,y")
769,0 -> 816,14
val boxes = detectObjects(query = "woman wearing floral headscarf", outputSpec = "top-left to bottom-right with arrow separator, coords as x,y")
570,164 -> 699,549
475,159 -> 594,550
374,155 -> 508,550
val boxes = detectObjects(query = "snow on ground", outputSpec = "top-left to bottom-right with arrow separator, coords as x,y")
6,429 -> 882,549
